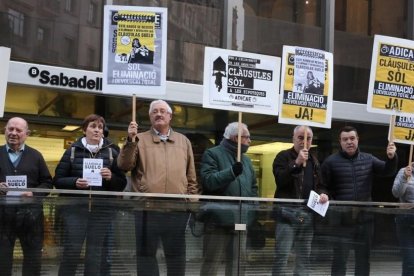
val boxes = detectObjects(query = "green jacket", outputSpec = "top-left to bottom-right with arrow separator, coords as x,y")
200,144 -> 258,225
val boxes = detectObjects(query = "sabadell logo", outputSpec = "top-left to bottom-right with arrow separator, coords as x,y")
28,67 -> 103,91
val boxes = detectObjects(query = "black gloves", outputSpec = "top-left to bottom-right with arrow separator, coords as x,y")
232,162 -> 243,176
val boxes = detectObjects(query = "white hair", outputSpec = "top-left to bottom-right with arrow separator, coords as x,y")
148,100 -> 173,115
293,125 -> 313,136
223,122 -> 248,139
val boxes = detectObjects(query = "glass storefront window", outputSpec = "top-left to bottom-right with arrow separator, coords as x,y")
2,0 -> 413,205
0,193 -> 408,275
0,1 -> 224,83
334,0 -> 408,103
243,0 -> 322,57
0,0 -> 411,99
3,84 -> 409,201
117,0 -> 223,84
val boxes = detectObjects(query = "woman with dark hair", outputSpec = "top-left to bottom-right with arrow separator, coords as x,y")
54,114 -> 126,276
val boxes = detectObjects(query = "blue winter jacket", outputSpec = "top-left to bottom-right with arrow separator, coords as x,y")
321,149 -> 398,201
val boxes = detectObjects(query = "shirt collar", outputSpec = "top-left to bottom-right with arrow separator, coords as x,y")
153,128 -> 170,141
6,144 -> 25,153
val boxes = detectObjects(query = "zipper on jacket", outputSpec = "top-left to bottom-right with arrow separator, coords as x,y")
163,141 -> 168,193
351,158 -> 357,200
299,170 -> 304,199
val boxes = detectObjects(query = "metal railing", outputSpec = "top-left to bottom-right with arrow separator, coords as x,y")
0,188 -> 409,275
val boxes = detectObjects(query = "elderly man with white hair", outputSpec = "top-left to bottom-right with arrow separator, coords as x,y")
199,122 -> 258,276
117,99 -> 200,276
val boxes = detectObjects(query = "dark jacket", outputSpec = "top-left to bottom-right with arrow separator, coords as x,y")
0,144 -> 52,194
199,143 -> 258,226
54,137 -> 127,196
273,147 -> 322,199
320,149 -> 398,201
201,144 -> 258,197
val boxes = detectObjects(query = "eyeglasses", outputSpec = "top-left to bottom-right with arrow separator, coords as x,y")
241,135 -> 251,140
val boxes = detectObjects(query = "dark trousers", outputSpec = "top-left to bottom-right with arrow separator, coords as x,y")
100,220 -> 114,276
395,214 -> 414,276
200,223 -> 245,276
0,205 -> 44,276
331,213 -> 374,276
58,205 -> 115,276
135,211 -> 189,276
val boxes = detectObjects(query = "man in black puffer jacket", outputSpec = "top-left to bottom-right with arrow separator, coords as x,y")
320,125 -> 398,276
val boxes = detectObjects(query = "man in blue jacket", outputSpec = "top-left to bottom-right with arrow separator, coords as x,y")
320,125 -> 397,276
200,122 -> 258,276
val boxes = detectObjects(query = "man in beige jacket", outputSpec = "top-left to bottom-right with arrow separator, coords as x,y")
118,99 -> 199,276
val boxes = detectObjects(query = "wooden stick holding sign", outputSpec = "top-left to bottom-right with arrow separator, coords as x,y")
389,115 -> 396,143
409,145 -> 413,181
237,112 -> 242,162
303,126 -> 308,167
132,94 -> 136,122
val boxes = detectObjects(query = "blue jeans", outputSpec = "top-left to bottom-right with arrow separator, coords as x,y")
272,208 -> 313,276
395,214 -> 414,276
135,211 -> 189,276
330,212 -> 374,276
58,204 -> 115,276
0,205 -> 44,276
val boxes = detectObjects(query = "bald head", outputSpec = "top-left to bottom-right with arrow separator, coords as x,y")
5,117 -> 30,151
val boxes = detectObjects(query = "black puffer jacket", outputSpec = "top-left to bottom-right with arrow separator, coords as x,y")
321,149 -> 398,201
53,137 -> 127,196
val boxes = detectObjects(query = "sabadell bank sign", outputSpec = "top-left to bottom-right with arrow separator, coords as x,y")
8,61 -> 103,93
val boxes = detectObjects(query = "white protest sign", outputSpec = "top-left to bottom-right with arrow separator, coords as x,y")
102,5 -> 168,95
203,47 -> 280,115
6,175 -> 27,196
0,47 -> 11,118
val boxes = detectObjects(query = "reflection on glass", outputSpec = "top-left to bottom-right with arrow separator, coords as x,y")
334,0 -> 407,103
243,0 -> 322,57
0,194 -> 409,275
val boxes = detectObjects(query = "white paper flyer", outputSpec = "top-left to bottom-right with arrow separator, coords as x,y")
307,190 -> 329,217
6,175 -> 27,196
83,158 -> 103,187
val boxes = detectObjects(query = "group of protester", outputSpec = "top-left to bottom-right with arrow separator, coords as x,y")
0,99 -> 412,276
273,125 -> 398,276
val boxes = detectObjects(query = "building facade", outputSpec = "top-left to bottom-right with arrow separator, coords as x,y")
0,0 -> 411,199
